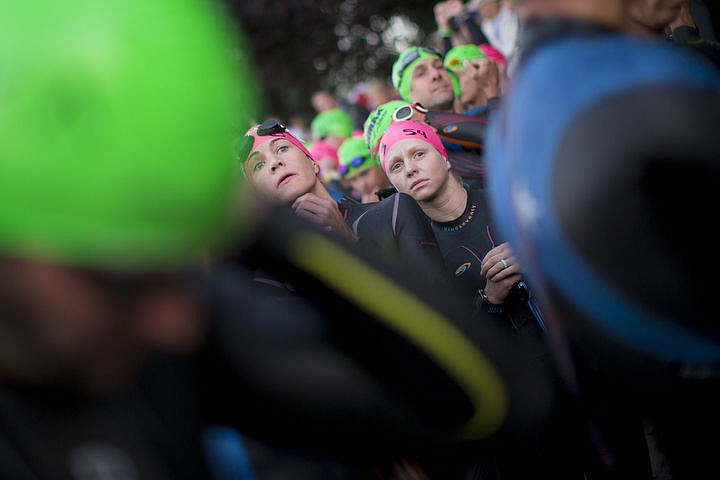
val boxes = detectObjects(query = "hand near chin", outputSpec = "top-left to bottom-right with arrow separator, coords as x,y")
292,193 -> 358,242
466,58 -> 501,99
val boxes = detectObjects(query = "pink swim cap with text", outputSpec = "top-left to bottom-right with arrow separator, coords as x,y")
378,120 -> 447,172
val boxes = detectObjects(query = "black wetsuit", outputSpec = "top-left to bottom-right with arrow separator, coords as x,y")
353,187 -> 591,479
425,110 -> 487,189
430,186 -> 542,346
215,209 -> 570,480
353,192 -> 447,288
0,355 -> 215,479
0,204 -> 579,479
430,186 -> 592,479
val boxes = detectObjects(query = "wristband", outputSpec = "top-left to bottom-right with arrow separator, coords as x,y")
475,288 -> 504,315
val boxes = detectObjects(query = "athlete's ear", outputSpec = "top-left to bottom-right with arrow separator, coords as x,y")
311,159 -> 320,175
445,158 -> 452,171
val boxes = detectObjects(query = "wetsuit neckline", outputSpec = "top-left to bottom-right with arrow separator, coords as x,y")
432,187 -> 477,232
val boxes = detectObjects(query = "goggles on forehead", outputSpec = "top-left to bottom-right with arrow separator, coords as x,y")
397,46 -> 443,81
339,155 -> 370,175
392,102 -> 429,122
256,118 -> 287,136
235,118 -> 289,168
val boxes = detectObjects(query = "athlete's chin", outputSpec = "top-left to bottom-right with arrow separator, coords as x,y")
408,189 -> 437,203
268,183 -> 307,206
425,92 -> 455,111
434,85 -> 454,97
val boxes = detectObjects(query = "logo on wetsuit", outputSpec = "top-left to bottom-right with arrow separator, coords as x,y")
454,262 -> 471,276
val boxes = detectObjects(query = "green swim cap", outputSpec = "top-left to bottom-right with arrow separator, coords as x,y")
0,0 -> 259,270
392,47 -> 443,102
391,46 -> 461,102
311,108 -> 354,140
363,100 -> 407,161
444,44 -> 486,73
337,137 -> 376,177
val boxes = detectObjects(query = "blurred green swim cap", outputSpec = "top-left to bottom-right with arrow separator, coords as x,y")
363,100 -> 407,160
311,108 -> 354,140
0,0 -> 259,270
444,44 -> 486,73
337,137 -> 375,177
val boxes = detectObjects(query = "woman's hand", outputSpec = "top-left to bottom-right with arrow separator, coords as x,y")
480,242 -> 522,304
292,193 -> 358,243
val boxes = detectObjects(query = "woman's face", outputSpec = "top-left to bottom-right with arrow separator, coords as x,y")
346,165 -> 390,202
384,138 -> 452,203
246,138 -> 320,205
0,257 -> 204,394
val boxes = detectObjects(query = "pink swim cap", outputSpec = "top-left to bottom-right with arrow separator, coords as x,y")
242,120 -> 313,176
378,120 -> 447,173
478,43 -> 506,65
309,139 -> 339,169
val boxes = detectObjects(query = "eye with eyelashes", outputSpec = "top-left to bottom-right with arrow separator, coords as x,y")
252,160 -> 265,172
389,159 -> 403,173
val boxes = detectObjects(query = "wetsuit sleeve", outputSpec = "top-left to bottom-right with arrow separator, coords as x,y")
425,110 -> 487,149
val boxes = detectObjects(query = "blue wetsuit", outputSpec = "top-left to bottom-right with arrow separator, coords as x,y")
487,19 -> 720,478
488,19 -> 720,369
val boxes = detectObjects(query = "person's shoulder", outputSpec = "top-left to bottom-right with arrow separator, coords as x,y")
351,193 -> 397,222
514,31 -> 719,124
528,30 -> 717,80
350,196 -> 392,240
464,105 -> 488,117
335,194 -> 373,225
393,191 -> 425,210
364,191 -> 423,212
352,192 -> 417,233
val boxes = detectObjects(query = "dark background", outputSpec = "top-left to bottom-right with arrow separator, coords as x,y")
224,0 -> 439,123
224,0 -> 720,124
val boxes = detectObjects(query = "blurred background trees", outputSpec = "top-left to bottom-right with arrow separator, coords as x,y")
225,0 -> 438,122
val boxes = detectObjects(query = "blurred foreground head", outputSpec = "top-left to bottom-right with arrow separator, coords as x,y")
0,0 -> 258,270
491,0 -> 720,386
